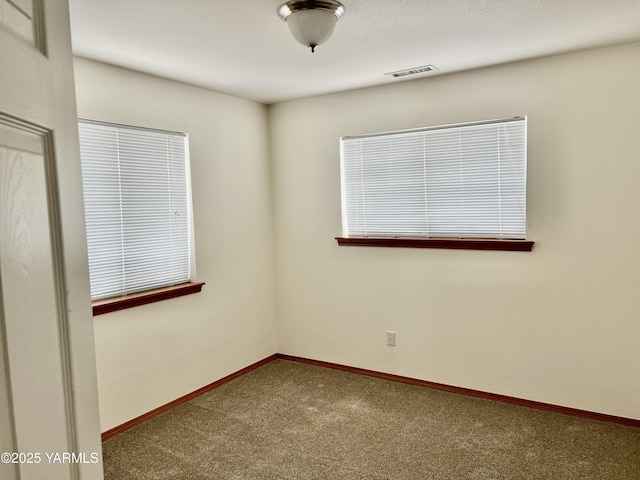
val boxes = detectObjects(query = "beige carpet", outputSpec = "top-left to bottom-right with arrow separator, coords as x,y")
102,360 -> 640,479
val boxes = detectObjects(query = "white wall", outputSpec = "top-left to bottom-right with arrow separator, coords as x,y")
75,42 -> 640,430
73,58 -> 277,431
269,42 -> 640,420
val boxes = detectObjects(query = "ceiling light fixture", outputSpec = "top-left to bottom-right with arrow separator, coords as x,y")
278,0 -> 345,53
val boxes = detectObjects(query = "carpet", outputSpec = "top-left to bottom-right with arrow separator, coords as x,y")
102,359 -> 640,479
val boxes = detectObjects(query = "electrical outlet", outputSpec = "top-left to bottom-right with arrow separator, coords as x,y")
386,331 -> 396,347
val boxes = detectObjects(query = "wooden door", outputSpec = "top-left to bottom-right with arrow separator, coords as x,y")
0,1 -> 103,479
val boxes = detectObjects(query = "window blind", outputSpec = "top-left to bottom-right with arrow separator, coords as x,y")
78,119 -> 191,300
340,117 -> 527,240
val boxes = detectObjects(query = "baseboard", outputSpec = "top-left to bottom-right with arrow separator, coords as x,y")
102,352 -> 639,441
100,354 -> 278,441
277,354 -> 640,429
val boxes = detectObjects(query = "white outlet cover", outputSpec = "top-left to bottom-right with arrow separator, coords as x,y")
386,331 -> 396,346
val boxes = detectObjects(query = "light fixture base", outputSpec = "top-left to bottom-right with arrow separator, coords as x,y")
278,0 -> 345,21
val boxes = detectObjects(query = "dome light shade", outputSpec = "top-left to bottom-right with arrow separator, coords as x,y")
278,1 -> 345,53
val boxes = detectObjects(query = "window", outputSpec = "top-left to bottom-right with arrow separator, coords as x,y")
338,117 -> 532,251
78,119 -> 200,308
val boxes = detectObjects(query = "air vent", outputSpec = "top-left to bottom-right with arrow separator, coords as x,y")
385,65 -> 438,78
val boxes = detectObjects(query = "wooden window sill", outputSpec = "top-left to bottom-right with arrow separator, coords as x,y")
92,282 -> 205,316
335,237 -> 534,252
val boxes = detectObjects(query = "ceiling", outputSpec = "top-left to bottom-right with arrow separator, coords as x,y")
68,0 -> 640,105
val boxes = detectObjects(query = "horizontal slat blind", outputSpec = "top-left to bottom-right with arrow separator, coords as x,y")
341,117 -> 527,239
78,120 -> 191,300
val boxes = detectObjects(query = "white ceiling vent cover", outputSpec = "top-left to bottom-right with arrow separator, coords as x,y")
385,65 -> 438,78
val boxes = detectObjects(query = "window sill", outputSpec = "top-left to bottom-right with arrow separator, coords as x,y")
335,237 -> 534,252
92,282 -> 205,316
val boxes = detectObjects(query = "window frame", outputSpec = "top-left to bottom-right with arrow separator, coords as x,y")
337,117 -> 533,252
78,119 -> 203,313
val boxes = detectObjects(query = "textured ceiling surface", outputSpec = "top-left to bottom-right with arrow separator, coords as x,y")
69,0 -> 640,104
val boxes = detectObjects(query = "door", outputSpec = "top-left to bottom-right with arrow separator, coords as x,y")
0,1 -> 103,479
